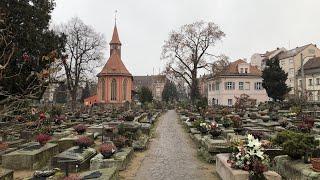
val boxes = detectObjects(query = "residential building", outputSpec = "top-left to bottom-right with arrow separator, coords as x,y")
198,75 -> 208,98
276,44 -> 320,96
207,59 -> 268,106
85,23 -> 133,106
251,47 -> 286,70
133,75 -> 169,101
297,57 -> 320,102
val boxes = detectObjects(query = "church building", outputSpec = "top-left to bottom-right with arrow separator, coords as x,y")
84,23 -> 133,106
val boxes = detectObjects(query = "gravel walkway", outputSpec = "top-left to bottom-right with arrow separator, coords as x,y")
134,110 -> 219,180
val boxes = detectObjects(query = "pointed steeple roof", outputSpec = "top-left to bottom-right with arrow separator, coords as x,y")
109,24 -> 121,45
98,51 -> 131,77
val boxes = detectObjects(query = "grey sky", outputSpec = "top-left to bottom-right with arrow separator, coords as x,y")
52,0 -> 320,76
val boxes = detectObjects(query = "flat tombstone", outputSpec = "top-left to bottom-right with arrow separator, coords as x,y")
2,142 -> 59,170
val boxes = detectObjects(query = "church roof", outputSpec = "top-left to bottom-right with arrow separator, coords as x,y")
98,51 -> 132,76
109,25 -> 121,44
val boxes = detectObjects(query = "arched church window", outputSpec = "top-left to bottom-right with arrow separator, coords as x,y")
111,79 -> 117,101
101,78 -> 105,100
123,79 -> 127,100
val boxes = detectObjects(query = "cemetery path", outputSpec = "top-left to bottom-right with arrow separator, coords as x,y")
133,110 -> 219,180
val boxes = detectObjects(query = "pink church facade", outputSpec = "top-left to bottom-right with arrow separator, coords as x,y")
84,24 -> 133,106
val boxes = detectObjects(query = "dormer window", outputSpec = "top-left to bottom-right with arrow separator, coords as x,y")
245,68 -> 248,73
240,68 -> 244,73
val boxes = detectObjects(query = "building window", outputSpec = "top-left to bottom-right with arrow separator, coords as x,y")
280,60 -> 285,66
123,79 -> 127,100
101,78 -> 105,100
299,79 -> 302,87
244,68 -> 248,73
309,49 -> 315,54
239,82 -> 244,90
240,68 -> 244,73
245,82 -> 250,90
212,83 -> 215,91
225,82 -> 235,90
111,78 -> 117,101
289,58 -> 294,64
317,78 -> 320,85
254,82 -> 263,90
309,79 -> 313,86
289,68 -> 294,75
208,84 -> 212,91
228,99 -> 233,106
216,82 -> 220,90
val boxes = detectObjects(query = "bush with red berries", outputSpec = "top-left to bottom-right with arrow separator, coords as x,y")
99,143 -> 117,159
113,135 -> 128,149
76,136 -> 93,149
36,133 -> 51,146
73,124 -> 86,134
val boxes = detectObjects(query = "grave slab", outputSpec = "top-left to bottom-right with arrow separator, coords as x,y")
274,155 -> 320,180
80,167 -> 118,180
52,146 -> 97,172
216,153 -> 281,180
2,142 -> 59,170
90,147 -> 133,171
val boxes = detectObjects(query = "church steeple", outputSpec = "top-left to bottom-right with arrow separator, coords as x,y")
109,23 -> 122,57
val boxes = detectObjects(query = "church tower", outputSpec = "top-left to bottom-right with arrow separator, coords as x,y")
109,24 -> 121,57
96,22 -> 133,105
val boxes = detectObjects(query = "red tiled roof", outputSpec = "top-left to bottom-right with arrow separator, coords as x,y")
98,51 -> 131,76
221,59 -> 262,76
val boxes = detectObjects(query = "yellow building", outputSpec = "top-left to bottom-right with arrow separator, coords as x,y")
276,44 -> 320,96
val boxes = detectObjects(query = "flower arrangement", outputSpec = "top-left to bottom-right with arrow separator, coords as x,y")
0,142 -> 8,151
209,122 -> 222,137
231,116 -> 242,128
228,134 -> 269,179
73,124 -> 86,134
99,143 -> 117,159
76,136 -> 93,149
113,135 -> 128,149
36,133 -> 51,146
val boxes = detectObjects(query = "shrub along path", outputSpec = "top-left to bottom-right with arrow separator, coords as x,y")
129,110 -> 219,180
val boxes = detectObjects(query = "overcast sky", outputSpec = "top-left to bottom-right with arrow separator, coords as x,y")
51,0 -> 320,76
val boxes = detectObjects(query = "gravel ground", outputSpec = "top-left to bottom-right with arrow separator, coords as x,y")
133,110 -> 219,180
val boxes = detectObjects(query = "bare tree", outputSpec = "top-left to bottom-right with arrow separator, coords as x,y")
162,21 -> 225,102
56,17 -> 105,109
211,55 -> 230,77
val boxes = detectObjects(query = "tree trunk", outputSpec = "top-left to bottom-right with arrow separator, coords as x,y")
71,90 -> 77,111
190,70 -> 199,103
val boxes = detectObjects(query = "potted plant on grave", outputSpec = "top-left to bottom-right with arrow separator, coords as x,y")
209,122 -> 222,138
232,116 -> 244,135
76,136 -> 94,149
36,133 -> 51,146
228,134 -> 270,180
222,118 -> 232,128
113,135 -> 128,149
99,142 -> 117,159
73,124 -> 87,135
0,141 -> 8,151
250,131 -> 264,141
274,130 -> 319,160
